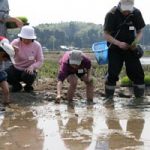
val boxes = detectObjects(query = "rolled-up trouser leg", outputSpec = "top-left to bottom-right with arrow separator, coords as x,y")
133,84 -> 145,98
105,84 -> 115,99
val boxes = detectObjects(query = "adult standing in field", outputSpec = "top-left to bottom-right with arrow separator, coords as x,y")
0,0 -> 23,36
5,25 -> 44,92
56,50 -> 94,105
103,0 -> 145,99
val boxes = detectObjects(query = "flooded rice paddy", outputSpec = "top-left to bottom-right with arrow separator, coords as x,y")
1,96 -> 150,150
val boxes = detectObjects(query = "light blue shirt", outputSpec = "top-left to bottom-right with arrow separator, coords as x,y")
0,0 -> 9,12
0,0 -> 9,19
0,0 -> 10,36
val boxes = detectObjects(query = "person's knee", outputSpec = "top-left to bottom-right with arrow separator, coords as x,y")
1,84 -> 9,95
21,71 -> 37,85
68,75 -> 78,86
3,88 -> 9,95
70,78 -> 78,86
85,78 -> 93,85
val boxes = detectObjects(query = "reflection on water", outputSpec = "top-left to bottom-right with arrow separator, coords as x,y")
1,97 -> 150,150
0,106 -> 43,150
35,104 -> 67,150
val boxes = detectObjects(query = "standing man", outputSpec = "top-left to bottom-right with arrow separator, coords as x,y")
103,0 -> 145,99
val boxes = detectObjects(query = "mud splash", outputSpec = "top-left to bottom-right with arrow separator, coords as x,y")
1,96 -> 150,150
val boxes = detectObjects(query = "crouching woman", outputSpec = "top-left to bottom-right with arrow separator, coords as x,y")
5,25 -> 44,92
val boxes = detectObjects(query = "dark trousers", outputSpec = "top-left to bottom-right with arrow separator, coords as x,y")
5,65 -> 37,87
106,48 -> 144,86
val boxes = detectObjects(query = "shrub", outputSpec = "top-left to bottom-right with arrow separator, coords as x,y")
6,16 -> 29,28
120,75 -> 150,86
38,60 -> 58,79
120,76 -> 132,87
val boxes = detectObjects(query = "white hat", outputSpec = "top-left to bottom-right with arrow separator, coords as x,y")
69,50 -> 83,65
18,25 -> 37,39
0,36 -> 15,64
120,0 -> 134,12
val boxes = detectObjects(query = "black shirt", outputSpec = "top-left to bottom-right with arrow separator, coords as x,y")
104,6 -> 145,46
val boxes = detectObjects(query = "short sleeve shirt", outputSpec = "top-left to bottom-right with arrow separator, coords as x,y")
57,51 -> 91,82
104,6 -> 145,45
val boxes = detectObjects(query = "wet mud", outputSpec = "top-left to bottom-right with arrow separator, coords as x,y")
1,94 -> 150,150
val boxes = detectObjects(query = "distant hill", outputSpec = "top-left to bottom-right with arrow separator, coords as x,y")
8,22 -> 150,50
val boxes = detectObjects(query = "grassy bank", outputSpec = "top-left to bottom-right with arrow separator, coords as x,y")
38,52 -> 150,84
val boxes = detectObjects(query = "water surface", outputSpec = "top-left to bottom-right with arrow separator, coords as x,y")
1,97 -> 150,150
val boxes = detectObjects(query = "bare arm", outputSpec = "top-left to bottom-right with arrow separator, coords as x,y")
136,30 -> 143,42
103,31 -> 129,50
131,29 -> 143,48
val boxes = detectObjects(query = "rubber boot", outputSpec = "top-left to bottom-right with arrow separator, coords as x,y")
105,86 -> 115,99
103,87 -> 115,106
133,85 -> 145,98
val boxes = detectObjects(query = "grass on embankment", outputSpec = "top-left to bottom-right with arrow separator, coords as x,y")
38,52 -> 150,87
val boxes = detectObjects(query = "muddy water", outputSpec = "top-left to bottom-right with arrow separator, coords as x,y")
1,97 -> 150,150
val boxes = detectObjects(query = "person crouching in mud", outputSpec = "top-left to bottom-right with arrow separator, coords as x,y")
0,36 -> 15,106
56,50 -> 94,105
5,25 -> 44,93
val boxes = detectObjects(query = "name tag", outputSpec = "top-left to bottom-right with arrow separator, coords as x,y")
78,69 -> 84,74
28,56 -> 34,60
129,26 -> 135,30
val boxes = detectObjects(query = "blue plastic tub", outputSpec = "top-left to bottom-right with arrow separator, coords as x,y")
92,41 -> 108,65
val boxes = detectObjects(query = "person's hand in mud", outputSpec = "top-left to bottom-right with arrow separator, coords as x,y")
24,66 -> 34,74
56,95 -> 62,103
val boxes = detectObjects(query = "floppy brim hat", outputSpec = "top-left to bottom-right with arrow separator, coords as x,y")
18,33 -> 36,39
0,40 -> 15,64
120,0 -> 134,12
18,25 -> 37,39
69,50 -> 83,66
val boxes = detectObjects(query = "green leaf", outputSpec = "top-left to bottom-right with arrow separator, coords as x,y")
6,16 -> 28,29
